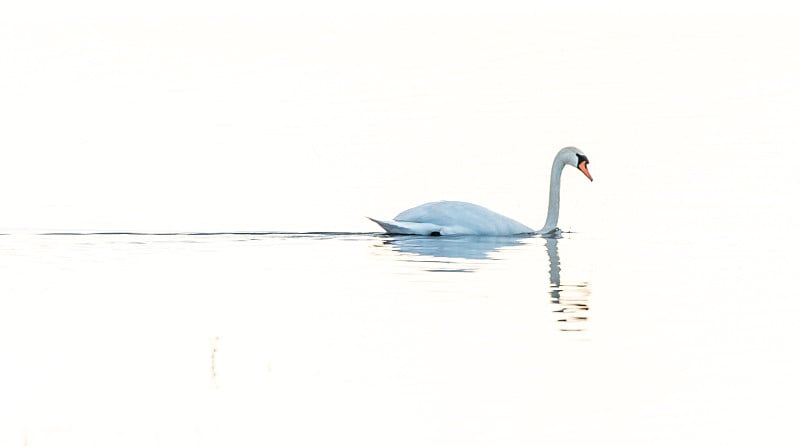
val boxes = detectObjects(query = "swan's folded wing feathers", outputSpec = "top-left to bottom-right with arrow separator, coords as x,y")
366,217 -> 442,235
391,201 -> 533,235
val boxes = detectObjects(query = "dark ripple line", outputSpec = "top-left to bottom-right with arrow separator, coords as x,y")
38,231 -> 383,237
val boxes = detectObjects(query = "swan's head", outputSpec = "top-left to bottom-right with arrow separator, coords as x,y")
558,146 -> 593,182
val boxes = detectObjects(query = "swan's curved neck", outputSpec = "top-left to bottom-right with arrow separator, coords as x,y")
539,156 -> 565,233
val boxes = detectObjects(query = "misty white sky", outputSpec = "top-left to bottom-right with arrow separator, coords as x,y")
2,1 -> 799,232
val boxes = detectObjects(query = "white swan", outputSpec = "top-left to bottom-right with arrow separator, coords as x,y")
369,146 -> 592,236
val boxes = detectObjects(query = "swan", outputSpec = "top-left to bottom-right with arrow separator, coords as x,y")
368,146 -> 592,236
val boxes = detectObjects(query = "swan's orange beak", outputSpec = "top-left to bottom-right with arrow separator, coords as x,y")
578,160 -> 593,182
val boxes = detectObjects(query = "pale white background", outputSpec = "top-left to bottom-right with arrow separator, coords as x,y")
3,1 -> 798,234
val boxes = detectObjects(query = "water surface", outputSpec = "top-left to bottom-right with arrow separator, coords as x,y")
2,230 -> 797,445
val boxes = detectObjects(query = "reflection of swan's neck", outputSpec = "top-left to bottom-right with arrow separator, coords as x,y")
546,238 -> 560,289
540,157 -> 565,233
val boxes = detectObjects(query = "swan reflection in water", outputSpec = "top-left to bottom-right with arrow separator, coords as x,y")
545,238 -> 591,333
379,235 -> 528,261
376,234 -> 591,332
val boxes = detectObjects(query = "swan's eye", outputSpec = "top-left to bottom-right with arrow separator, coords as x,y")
576,154 -> 589,165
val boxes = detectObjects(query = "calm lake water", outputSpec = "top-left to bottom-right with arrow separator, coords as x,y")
1,227 -> 798,445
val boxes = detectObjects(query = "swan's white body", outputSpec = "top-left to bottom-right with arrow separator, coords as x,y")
369,147 -> 592,236
369,201 -> 534,236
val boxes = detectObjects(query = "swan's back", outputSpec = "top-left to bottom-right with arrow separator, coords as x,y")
386,201 -> 533,235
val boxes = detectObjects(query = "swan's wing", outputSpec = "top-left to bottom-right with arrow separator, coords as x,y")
393,201 -> 534,235
367,217 -> 443,235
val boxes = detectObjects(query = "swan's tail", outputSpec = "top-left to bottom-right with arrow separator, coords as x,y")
367,217 -> 442,235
